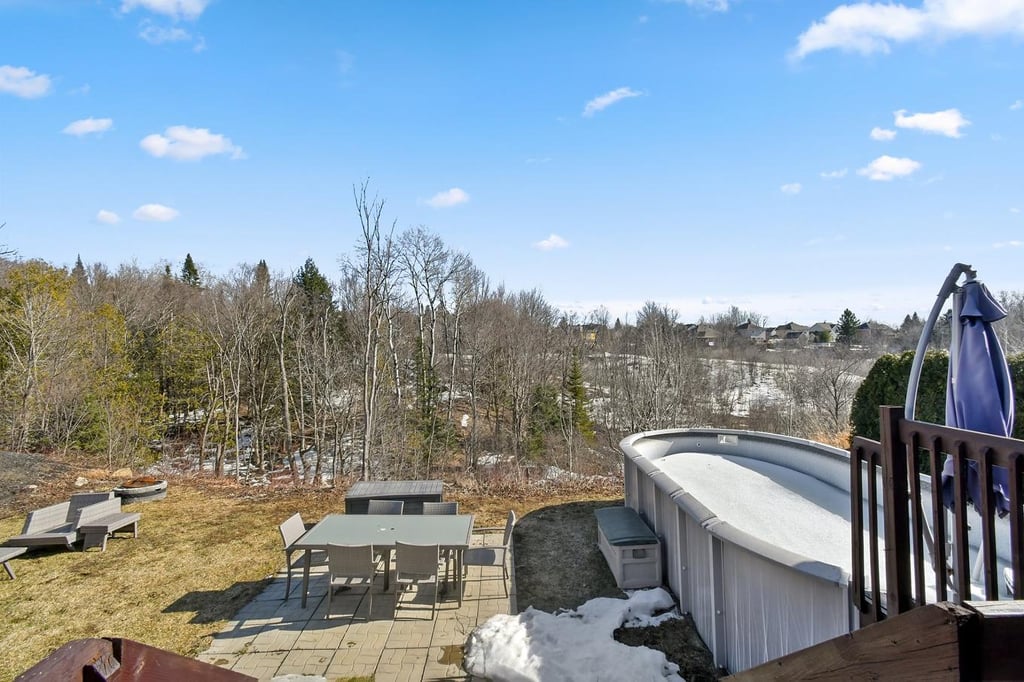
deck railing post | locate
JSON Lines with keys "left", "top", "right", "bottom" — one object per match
{"left": 880, "top": 405, "right": 913, "bottom": 616}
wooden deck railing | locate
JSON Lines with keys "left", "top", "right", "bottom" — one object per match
{"left": 850, "top": 406, "right": 1024, "bottom": 626}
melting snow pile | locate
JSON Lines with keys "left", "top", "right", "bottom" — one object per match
{"left": 464, "top": 587, "right": 684, "bottom": 682}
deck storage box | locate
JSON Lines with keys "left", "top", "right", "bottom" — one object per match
{"left": 595, "top": 506, "right": 662, "bottom": 589}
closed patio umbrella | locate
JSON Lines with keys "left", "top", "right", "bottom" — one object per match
{"left": 906, "top": 264, "right": 1017, "bottom": 594}
{"left": 941, "top": 277, "right": 1015, "bottom": 515}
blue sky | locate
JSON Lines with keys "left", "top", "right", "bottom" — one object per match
{"left": 2, "top": 0, "right": 1024, "bottom": 326}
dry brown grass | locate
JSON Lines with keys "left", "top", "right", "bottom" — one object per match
{"left": 0, "top": 470, "right": 621, "bottom": 680}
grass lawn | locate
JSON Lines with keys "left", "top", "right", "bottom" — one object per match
{"left": 0, "top": 472, "right": 620, "bottom": 681}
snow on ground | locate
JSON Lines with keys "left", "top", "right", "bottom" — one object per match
{"left": 464, "top": 588, "right": 684, "bottom": 682}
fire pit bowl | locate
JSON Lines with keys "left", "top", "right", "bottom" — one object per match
{"left": 113, "top": 476, "right": 168, "bottom": 503}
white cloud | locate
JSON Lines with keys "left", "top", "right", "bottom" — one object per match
{"left": 140, "top": 125, "right": 244, "bottom": 161}
{"left": 121, "top": 0, "right": 209, "bottom": 20}
{"left": 132, "top": 203, "right": 179, "bottom": 221}
{"left": 792, "top": 0, "right": 1024, "bottom": 60}
{"left": 139, "top": 23, "right": 192, "bottom": 44}
{"left": 96, "top": 210, "right": 121, "bottom": 224}
{"left": 0, "top": 65, "right": 52, "bottom": 99}
{"left": 664, "top": 0, "right": 729, "bottom": 11}
{"left": 638, "top": 15, "right": 649, "bottom": 24}
{"left": 780, "top": 182, "right": 802, "bottom": 195}
{"left": 1011, "top": 207, "right": 1021, "bottom": 213}
{"left": 1011, "top": 100, "right": 1023, "bottom": 110}
{"left": 69, "top": 84, "right": 91, "bottom": 96}
{"left": 870, "top": 126, "right": 897, "bottom": 141}
{"left": 583, "top": 87, "right": 643, "bottom": 117}
{"left": 894, "top": 108, "right": 969, "bottom": 138}
{"left": 534, "top": 234, "right": 569, "bottom": 251}
{"left": 62, "top": 117, "right": 113, "bottom": 136}
{"left": 994, "top": 240, "right": 1023, "bottom": 248}
{"left": 425, "top": 188, "right": 470, "bottom": 208}
{"left": 857, "top": 155, "right": 922, "bottom": 181}
{"left": 820, "top": 168, "right": 848, "bottom": 179}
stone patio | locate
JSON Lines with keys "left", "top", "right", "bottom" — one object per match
{"left": 197, "top": 530, "right": 514, "bottom": 681}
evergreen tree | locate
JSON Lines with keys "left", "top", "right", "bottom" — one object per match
{"left": 254, "top": 259, "right": 270, "bottom": 293}
{"left": 836, "top": 308, "right": 860, "bottom": 345}
{"left": 563, "top": 353, "right": 594, "bottom": 440}
{"left": 526, "top": 383, "right": 561, "bottom": 456}
{"left": 71, "top": 255, "right": 87, "bottom": 283}
{"left": 180, "top": 253, "right": 200, "bottom": 287}
{"left": 293, "top": 257, "right": 333, "bottom": 314}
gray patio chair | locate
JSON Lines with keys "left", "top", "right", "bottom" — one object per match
{"left": 462, "top": 510, "right": 516, "bottom": 597}
{"left": 367, "top": 499, "right": 404, "bottom": 515}
{"left": 394, "top": 542, "right": 440, "bottom": 619}
{"left": 279, "top": 513, "right": 322, "bottom": 599}
{"left": 422, "top": 501, "right": 459, "bottom": 574}
{"left": 325, "top": 544, "right": 378, "bottom": 620}
{"left": 421, "top": 501, "right": 458, "bottom": 515}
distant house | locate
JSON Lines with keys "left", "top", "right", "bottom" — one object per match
{"left": 694, "top": 324, "right": 721, "bottom": 346}
{"left": 770, "top": 322, "right": 808, "bottom": 345}
{"left": 857, "top": 321, "right": 896, "bottom": 343}
{"left": 735, "top": 320, "right": 768, "bottom": 343}
{"left": 807, "top": 322, "right": 835, "bottom": 344}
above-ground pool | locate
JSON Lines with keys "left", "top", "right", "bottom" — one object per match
{"left": 620, "top": 427, "right": 1013, "bottom": 674}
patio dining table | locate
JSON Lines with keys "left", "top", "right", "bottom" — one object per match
{"left": 293, "top": 513, "right": 474, "bottom": 608}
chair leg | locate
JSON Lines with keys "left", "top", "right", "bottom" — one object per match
{"left": 431, "top": 581, "right": 437, "bottom": 620}
{"left": 3, "top": 561, "right": 13, "bottom": 580}
{"left": 503, "top": 564, "right": 509, "bottom": 598}
{"left": 326, "top": 582, "right": 333, "bottom": 620}
{"left": 284, "top": 550, "right": 293, "bottom": 599}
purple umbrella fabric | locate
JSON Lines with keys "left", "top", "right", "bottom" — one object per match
{"left": 941, "top": 279, "right": 1015, "bottom": 516}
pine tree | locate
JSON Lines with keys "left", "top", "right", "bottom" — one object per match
{"left": 254, "top": 259, "right": 270, "bottom": 293}
{"left": 836, "top": 308, "right": 860, "bottom": 345}
{"left": 71, "top": 255, "right": 86, "bottom": 283}
{"left": 564, "top": 353, "right": 594, "bottom": 440}
{"left": 180, "top": 253, "right": 200, "bottom": 287}
{"left": 526, "top": 383, "right": 561, "bottom": 456}
{"left": 293, "top": 257, "right": 332, "bottom": 314}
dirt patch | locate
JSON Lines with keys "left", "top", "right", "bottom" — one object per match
{"left": 0, "top": 451, "right": 75, "bottom": 514}
{"left": 514, "top": 500, "right": 722, "bottom": 681}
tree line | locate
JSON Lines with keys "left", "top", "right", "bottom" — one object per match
{"left": 4, "top": 189, "right": 1023, "bottom": 482}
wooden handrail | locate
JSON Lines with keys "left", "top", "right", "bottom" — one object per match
{"left": 850, "top": 406, "right": 1024, "bottom": 626}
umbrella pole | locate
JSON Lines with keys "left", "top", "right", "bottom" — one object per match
{"left": 905, "top": 263, "right": 974, "bottom": 583}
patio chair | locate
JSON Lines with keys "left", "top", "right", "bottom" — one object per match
{"left": 367, "top": 499, "right": 404, "bottom": 515}
{"left": 462, "top": 510, "right": 516, "bottom": 597}
{"left": 325, "top": 544, "right": 378, "bottom": 620}
{"left": 394, "top": 542, "right": 440, "bottom": 619}
{"left": 279, "top": 513, "right": 322, "bottom": 599}
{"left": 421, "top": 501, "right": 458, "bottom": 515}
{"left": 422, "top": 501, "right": 459, "bottom": 574}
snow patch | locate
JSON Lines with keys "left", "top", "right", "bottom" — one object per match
{"left": 464, "top": 588, "right": 683, "bottom": 682}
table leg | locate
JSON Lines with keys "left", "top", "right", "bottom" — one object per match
{"left": 456, "top": 549, "right": 463, "bottom": 606}
{"left": 301, "top": 551, "right": 311, "bottom": 608}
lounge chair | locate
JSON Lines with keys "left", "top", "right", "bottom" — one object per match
{"left": 1, "top": 546, "right": 25, "bottom": 579}
{"left": 2, "top": 492, "right": 119, "bottom": 551}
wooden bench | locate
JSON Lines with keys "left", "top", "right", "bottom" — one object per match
{"left": 77, "top": 498, "right": 141, "bottom": 551}
{"left": 1, "top": 546, "right": 25, "bottom": 579}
